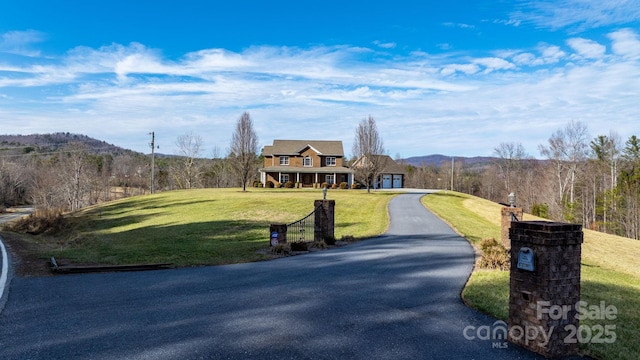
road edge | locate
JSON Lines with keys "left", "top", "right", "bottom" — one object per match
{"left": 0, "top": 235, "right": 11, "bottom": 314}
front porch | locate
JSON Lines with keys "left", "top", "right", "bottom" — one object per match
{"left": 260, "top": 167, "right": 354, "bottom": 188}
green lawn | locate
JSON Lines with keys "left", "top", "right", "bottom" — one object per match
{"left": 422, "top": 191, "right": 640, "bottom": 360}
{"left": 7, "top": 187, "right": 638, "bottom": 359}
{"left": 43, "top": 188, "right": 395, "bottom": 266}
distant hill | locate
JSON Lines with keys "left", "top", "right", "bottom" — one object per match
{"left": 401, "top": 154, "right": 496, "bottom": 168}
{"left": 0, "top": 133, "right": 139, "bottom": 156}
{"left": 0, "top": 133, "right": 501, "bottom": 166}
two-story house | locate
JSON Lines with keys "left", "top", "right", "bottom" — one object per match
{"left": 260, "top": 140, "right": 354, "bottom": 187}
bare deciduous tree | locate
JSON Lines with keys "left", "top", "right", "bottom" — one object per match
{"left": 493, "top": 142, "right": 527, "bottom": 195}
{"left": 58, "top": 142, "right": 91, "bottom": 211}
{"left": 539, "top": 120, "right": 589, "bottom": 221}
{"left": 174, "top": 132, "right": 204, "bottom": 189}
{"left": 229, "top": 112, "right": 259, "bottom": 191}
{"left": 352, "top": 115, "right": 385, "bottom": 193}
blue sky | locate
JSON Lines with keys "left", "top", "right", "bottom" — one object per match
{"left": 1, "top": 1, "right": 639, "bottom": 158}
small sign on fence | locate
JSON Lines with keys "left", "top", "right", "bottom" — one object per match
{"left": 270, "top": 231, "right": 279, "bottom": 246}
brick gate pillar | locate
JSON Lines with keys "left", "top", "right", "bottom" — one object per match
{"left": 314, "top": 200, "right": 335, "bottom": 243}
{"left": 501, "top": 206, "right": 523, "bottom": 249}
{"left": 508, "top": 221, "right": 583, "bottom": 358}
{"left": 269, "top": 223, "right": 287, "bottom": 246}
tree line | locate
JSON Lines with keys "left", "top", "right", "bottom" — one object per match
{"left": 2, "top": 117, "right": 639, "bottom": 240}
{"left": 0, "top": 113, "right": 258, "bottom": 212}
{"left": 404, "top": 120, "right": 640, "bottom": 240}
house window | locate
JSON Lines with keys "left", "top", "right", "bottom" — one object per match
{"left": 326, "top": 157, "right": 336, "bottom": 166}
{"left": 303, "top": 156, "right": 313, "bottom": 167}
{"left": 326, "top": 175, "right": 335, "bottom": 184}
{"left": 280, "top": 174, "right": 289, "bottom": 183}
{"left": 280, "top": 156, "right": 289, "bottom": 166}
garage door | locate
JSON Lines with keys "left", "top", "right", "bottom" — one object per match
{"left": 393, "top": 175, "right": 402, "bottom": 188}
{"left": 382, "top": 175, "right": 392, "bottom": 188}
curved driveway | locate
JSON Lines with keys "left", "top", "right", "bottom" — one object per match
{"left": 0, "top": 193, "right": 541, "bottom": 359}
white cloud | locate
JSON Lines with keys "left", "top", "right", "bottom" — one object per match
{"left": 443, "top": 22, "right": 476, "bottom": 29}
{"left": 373, "top": 41, "right": 397, "bottom": 49}
{"left": 473, "top": 57, "right": 516, "bottom": 73}
{"left": 510, "top": 52, "right": 538, "bottom": 66}
{"left": 566, "top": 38, "right": 606, "bottom": 58}
{"left": 539, "top": 45, "right": 566, "bottom": 63}
{"left": 510, "top": 0, "right": 640, "bottom": 30}
{"left": 441, "top": 64, "right": 481, "bottom": 76}
{"left": 608, "top": 28, "right": 640, "bottom": 59}
{"left": 0, "top": 30, "right": 45, "bottom": 56}
{"left": 0, "top": 29, "right": 639, "bottom": 158}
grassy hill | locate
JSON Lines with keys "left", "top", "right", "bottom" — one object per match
{"left": 422, "top": 191, "right": 640, "bottom": 360}
{"left": 3, "top": 188, "right": 395, "bottom": 271}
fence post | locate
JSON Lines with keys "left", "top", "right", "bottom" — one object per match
{"left": 314, "top": 200, "right": 335, "bottom": 242}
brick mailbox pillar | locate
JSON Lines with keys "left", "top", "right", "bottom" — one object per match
{"left": 508, "top": 221, "right": 583, "bottom": 358}
{"left": 501, "top": 206, "right": 523, "bottom": 249}
{"left": 269, "top": 223, "right": 287, "bottom": 246}
{"left": 314, "top": 200, "right": 335, "bottom": 242}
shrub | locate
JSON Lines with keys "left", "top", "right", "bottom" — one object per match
{"left": 274, "top": 181, "right": 282, "bottom": 188}
{"left": 531, "top": 203, "right": 549, "bottom": 219}
{"left": 253, "top": 180, "right": 262, "bottom": 188}
{"left": 321, "top": 182, "right": 328, "bottom": 189}
{"left": 331, "top": 183, "right": 338, "bottom": 189}
{"left": 270, "top": 243, "right": 291, "bottom": 255}
{"left": 265, "top": 180, "right": 274, "bottom": 188}
{"left": 4, "top": 210, "right": 67, "bottom": 235}
{"left": 324, "top": 235, "right": 336, "bottom": 246}
{"left": 290, "top": 241, "right": 308, "bottom": 251}
{"left": 340, "top": 235, "right": 356, "bottom": 242}
{"left": 311, "top": 241, "right": 327, "bottom": 249}
{"left": 339, "top": 182, "right": 348, "bottom": 189}
{"left": 351, "top": 183, "right": 361, "bottom": 189}
{"left": 284, "top": 181, "right": 294, "bottom": 188}
{"left": 478, "top": 238, "right": 510, "bottom": 270}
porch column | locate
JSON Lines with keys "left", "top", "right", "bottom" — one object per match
{"left": 296, "top": 173, "right": 300, "bottom": 183}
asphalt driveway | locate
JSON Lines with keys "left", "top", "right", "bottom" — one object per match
{"left": 0, "top": 193, "right": 542, "bottom": 359}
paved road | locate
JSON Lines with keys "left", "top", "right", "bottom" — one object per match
{"left": 0, "top": 194, "right": 542, "bottom": 359}
{"left": 0, "top": 206, "right": 35, "bottom": 225}
{"left": 0, "top": 207, "right": 35, "bottom": 313}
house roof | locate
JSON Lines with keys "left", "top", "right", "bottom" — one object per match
{"left": 353, "top": 154, "right": 407, "bottom": 174}
{"left": 262, "top": 140, "right": 345, "bottom": 156}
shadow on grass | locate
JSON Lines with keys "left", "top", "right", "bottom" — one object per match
{"left": 89, "top": 197, "right": 216, "bottom": 216}
{"left": 50, "top": 218, "right": 272, "bottom": 266}
{"left": 426, "top": 191, "right": 468, "bottom": 199}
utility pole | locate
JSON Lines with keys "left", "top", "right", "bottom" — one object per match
{"left": 149, "top": 132, "right": 155, "bottom": 194}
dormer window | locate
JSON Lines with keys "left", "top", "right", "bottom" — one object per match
{"left": 326, "top": 157, "right": 336, "bottom": 166}
{"left": 303, "top": 156, "right": 313, "bottom": 167}
{"left": 280, "top": 156, "right": 289, "bottom": 166}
